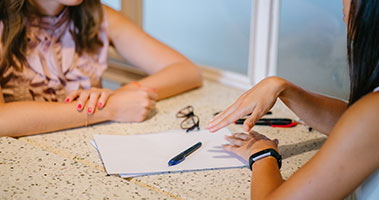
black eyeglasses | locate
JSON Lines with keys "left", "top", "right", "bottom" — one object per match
{"left": 176, "top": 105, "right": 200, "bottom": 132}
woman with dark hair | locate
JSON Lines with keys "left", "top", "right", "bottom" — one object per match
{"left": 0, "top": 0, "right": 202, "bottom": 136}
{"left": 206, "top": 0, "right": 378, "bottom": 199}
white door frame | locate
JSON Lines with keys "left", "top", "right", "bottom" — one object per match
{"left": 199, "top": 0, "right": 281, "bottom": 89}
{"left": 248, "top": 0, "right": 280, "bottom": 85}
{"left": 104, "top": 0, "right": 281, "bottom": 90}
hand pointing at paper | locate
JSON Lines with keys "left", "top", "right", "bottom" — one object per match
{"left": 206, "top": 76, "right": 347, "bottom": 135}
{"left": 206, "top": 77, "right": 286, "bottom": 132}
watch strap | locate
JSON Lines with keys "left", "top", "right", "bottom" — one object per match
{"left": 249, "top": 148, "right": 282, "bottom": 170}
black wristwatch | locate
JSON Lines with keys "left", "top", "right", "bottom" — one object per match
{"left": 249, "top": 148, "right": 282, "bottom": 170}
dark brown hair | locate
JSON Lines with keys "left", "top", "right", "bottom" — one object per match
{"left": 0, "top": 0, "right": 104, "bottom": 73}
{"left": 347, "top": 0, "right": 379, "bottom": 105}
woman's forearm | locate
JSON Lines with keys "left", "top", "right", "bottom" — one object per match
{"left": 251, "top": 157, "right": 284, "bottom": 200}
{"left": 132, "top": 62, "right": 202, "bottom": 100}
{"left": 0, "top": 101, "right": 109, "bottom": 137}
{"left": 104, "top": 5, "right": 202, "bottom": 100}
{"left": 278, "top": 78, "right": 347, "bottom": 134}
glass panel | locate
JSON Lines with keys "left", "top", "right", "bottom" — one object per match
{"left": 101, "top": 0, "right": 121, "bottom": 11}
{"left": 143, "top": 0, "right": 252, "bottom": 75}
{"left": 277, "top": 0, "right": 349, "bottom": 99}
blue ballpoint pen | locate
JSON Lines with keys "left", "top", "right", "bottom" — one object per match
{"left": 168, "top": 142, "right": 202, "bottom": 166}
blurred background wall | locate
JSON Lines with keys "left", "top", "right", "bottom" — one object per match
{"left": 277, "top": 0, "right": 349, "bottom": 99}
{"left": 101, "top": 0, "right": 349, "bottom": 99}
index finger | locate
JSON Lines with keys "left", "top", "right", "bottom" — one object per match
{"left": 206, "top": 102, "right": 240, "bottom": 129}
{"left": 207, "top": 105, "right": 251, "bottom": 132}
{"left": 221, "top": 144, "right": 240, "bottom": 154}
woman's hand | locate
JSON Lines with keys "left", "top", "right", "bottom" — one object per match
{"left": 106, "top": 87, "right": 158, "bottom": 122}
{"left": 65, "top": 88, "right": 113, "bottom": 114}
{"left": 223, "top": 131, "right": 279, "bottom": 161}
{"left": 206, "top": 77, "right": 288, "bottom": 132}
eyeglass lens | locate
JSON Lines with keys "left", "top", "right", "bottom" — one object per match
{"left": 177, "top": 106, "right": 200, "bottom": 132}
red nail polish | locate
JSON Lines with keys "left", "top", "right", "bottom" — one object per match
{"left": 77, "top": 104, "right": 82, "bottom": 109}
{"left": 98, "top": 102, "right": 103, "bottom": 109}
{"left": 65, "top": 98, "right": 70, "bottom": 103}
{"left": 87, "top": 107, "right": 92, "bottom": 114}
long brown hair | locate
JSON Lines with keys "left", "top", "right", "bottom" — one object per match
{"left": 0, "top": 0, "right": 104, "bottom": 73}
{"left": 347, "top": 0, "right": 379, "bottom": 105}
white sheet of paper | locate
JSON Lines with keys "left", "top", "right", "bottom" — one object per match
{"left": 93, "top": 128, "right": 247, "bottom": 177}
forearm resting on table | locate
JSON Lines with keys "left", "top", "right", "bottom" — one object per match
{"left": 279, "top": 80, "right": 347, "bottom": 135}
{"left": 251, "top": 157, "right": 284, "bottom": 200}
{"left": 137, "top": 62, "right": 203, "bottom": 100}
{"left": 0, "top": 101, "right": 109, "bottom": 137}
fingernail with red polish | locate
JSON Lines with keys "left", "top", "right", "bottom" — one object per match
{"left": 87, "top": 107, "right": 92, "bottom": 114}
{"left": 65, "top": 98, "right": 70, "bottom": 103}
{"left": 77, "top": 104, "right": 82, "bottom": 110}
{"left": 98, "top": 102, "right": 103, "bottom": 109}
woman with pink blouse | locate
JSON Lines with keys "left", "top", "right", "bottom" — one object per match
{"left": 0, "top": 0, "right": 202, "bottom": 136}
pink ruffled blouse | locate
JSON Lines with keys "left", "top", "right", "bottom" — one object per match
{"left": 0, "top": 8, "right": 109, "bottom": 102}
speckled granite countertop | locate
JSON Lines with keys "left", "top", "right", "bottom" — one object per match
{"left": 0, "top": 80, "right": 326, "bottom": 199}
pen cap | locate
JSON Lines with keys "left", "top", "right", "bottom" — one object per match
{"left": 168, "top": 157, "right": 185, "bottom": 166}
